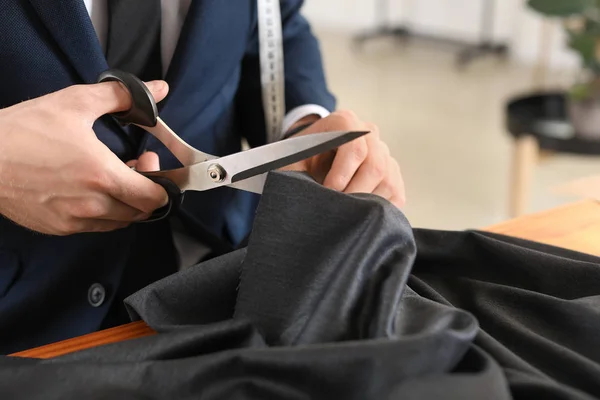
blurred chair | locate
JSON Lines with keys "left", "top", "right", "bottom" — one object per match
{"left": 505, "top": 18, "right": 600, "bottom": 217}
{"left": 506, "top": 92, "right": 600, "bottom": 217}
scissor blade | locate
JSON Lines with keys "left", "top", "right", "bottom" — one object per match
{"left": 219, "top": 130, "right": 369, "bottom": 184}
{"left": 227, "top": 174, "right": 268, "bottom": 194}
{"left": 144, "top": 130, "right": 369, "bottom": 194}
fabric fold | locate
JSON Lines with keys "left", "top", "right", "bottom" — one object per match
{"left": 1, "top": 171, "right": 600, "bottom": 400}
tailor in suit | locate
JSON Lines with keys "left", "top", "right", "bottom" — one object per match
{"left": 0, "top": 0, "right": 336, "bottom": 354}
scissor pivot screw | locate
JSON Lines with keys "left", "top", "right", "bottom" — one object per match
{"left": 208, "top": 164, "right": 226, "bottom": 182}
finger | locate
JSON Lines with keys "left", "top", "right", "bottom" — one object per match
{"left": 144, "top": 80, "right": 169, "bottom": 102}
{"left": 372, "top": 181, "right": 394, "bottom": 201}
{"left": 105, "top": 156, "right": 169, "bottom": 213}
{"left": 96, "top": 200, "right": 151, "bottom": 222}
{"left": 67, "top": 192, "right": 151, "bottom": 222}
{"left": 322, "top": 136, "right": 368, "bottom": 191}
{"left": 52, "top": 215, "right": 132, "bottom": 236}
{"left": 135, "top": 151, "right": 160, "bottom": 172}
{"left": 389, "top": 161, "right": 407, "bottom": 208}
{"left": 342, "top": 136, "right": 387, "bottom": 194}
{"left": 343, "top": 157, "right": 386, "bottom": 195}
{"left": 79, "top": 80, "right": 169, "bottom": 120}
{"left": 372, "top": 159, "right": 396, "bottom": 201}
{"left": 76, "top": 219, "right": 132, "bottom": 234}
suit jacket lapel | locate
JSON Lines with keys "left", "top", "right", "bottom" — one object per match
{"left": 28, "top": 0, "right": 108, "bottom": 83}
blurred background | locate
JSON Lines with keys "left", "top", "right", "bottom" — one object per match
{"left": 300, "top": 0, "right": 600, "bottom": 231}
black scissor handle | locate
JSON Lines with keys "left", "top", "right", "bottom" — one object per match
{"left": 137, "top": 174, "right": 185, "bottom": 222}
{"left": 97, "top": 69, "right": 158, "bottom": 127}
{"left": 97, "top": 69, "right": 181, "bottom": 222}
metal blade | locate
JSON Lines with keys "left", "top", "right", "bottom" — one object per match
{"left": 145, "top": 166, "right": 268, "bottom": 194}
{"left": 144, "top": 130, "right": 369, "bottom": 194}
{"left": 219, "top": 130, "right": 369, "bottom": 183}
{"left": 227, "top": 174, "right": 268, "bottom": 194}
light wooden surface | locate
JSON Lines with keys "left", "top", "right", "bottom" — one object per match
{"left": 487, "top": 199, "right": 600, "bottom": 257}
{"left": 11, "top": 199, "right": 600, "bottom": 359}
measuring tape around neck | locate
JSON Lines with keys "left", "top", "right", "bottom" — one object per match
{"left": 257, "top": 0, "right": 286, "bottom": 143}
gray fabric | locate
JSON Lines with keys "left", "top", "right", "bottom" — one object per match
{"left": 1, "top": 171, "right": 600, "bottom": 400}
{"left": 125, "top": 247, "right": 244, "bottom": 327}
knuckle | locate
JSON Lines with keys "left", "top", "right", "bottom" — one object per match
{"left": 329, "top": 110, "right": 358, "bottom": 130}
{"left": 376, "top": 182, "right": 394, "bottom": 200}
{"left": 365, "top": 122, "right": 379, "bottom": 135}
{"left": 66, "top": 84, "right": 115, "bottom": 117}
{"left": 332, "top": 177, "right": 348, "bottom": 192}
{"left": 350, "top": 139, "right": 368, "bottom": 163}
{"left": 328, "top": 174, "right": 349, "bottom": 192}
{"left": 370, "top": 159, "right": 387, "bottom": 180}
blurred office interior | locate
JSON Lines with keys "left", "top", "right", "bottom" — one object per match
{"left": 300, "top": 0, "right": 599, "bottom": 231}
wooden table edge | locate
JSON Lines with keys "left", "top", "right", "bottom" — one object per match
{"left": 10, "top": 321, "right": 156, "bottom": 359}
{"left": 486, "top": 199, "right": 596, "bottom": 232}
{"left": 10, "top": 199, "right": 600, "bottom": 359}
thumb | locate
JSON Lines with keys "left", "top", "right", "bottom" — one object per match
{"left": 80, "top": 80, "right": 169, "bottom": 120}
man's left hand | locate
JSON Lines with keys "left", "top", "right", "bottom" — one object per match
{"left": 283, "top": 110, "right": 406, "bottom": 209}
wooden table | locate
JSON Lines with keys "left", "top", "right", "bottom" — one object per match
{"left": 11, "top": 199, "right": 600, "bottom": 359}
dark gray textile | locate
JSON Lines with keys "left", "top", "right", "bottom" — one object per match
{"left": 2, "top": 171, "right": 600, "bottom": 399}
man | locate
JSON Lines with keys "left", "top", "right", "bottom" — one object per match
{"left": 0, "top": 0, "right": 405, "bottom": 354}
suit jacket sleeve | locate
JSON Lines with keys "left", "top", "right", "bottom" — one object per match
{"left": 236, "top": 0, "right": 337, "bottom": 147}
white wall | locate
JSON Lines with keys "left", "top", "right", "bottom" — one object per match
{"left": 301, "top": 0, "right": 579, "bottom": 70}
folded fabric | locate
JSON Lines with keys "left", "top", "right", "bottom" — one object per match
{"left": 2, "top": 171, "right": 600, "bottom": 400}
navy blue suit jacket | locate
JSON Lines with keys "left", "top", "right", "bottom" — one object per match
{"left": 0, "top": 0, "right": 336, "bottom": 354}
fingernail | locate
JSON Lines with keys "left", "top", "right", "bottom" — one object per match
{"left": 145, "top": 80, "right": 166, "bottom": 92}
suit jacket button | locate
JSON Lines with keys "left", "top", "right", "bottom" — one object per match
{"left": 88, "top": 283, "right": 106, "bottom": 307}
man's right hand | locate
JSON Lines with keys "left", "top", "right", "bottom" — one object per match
{"left": 0, "top": 80, "right": 170, "bottom": 235}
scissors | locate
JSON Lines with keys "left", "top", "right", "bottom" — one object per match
{"left": 97, "top": 69, "right": 369, "bottom": 221}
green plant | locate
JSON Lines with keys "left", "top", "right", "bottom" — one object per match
{"left": 528, "top": 0, "right": 600, "bottom": 100}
